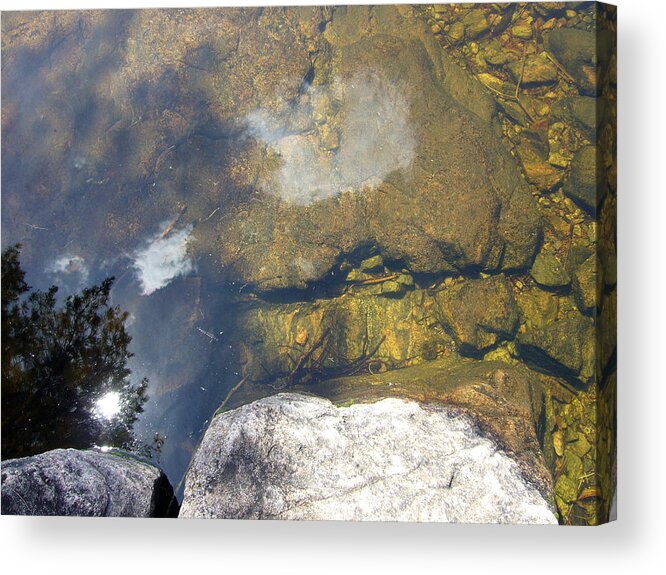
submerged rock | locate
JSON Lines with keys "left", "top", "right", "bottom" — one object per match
{"left": 516, "top": 139, "right": 565, "bottom": 191}
{"left": 1, "top": 448, "right": 178, "bottom": 517}
{"left": 518, "top": 315, "right": 595, "bottom": 383}
{"left": 234, "top": 287, "right": 453, "bottom": 382}
{"left": 433, "top": 274, "right": 519, "bottom": 353}
{"left": 217, "top": 7, "right": 541, "bottom": 291}
{"left": 531, "top": 252, "right": 571, "bottom": 288}
{"left": 180, "top": 392, "right": 556, "bottom": 523}
{"left": 564, "top": 145, "right": 604, "bottom": 213}
{"left": 516, "top": 287, "right": 559, "bottom": 330}
{"left": 1, "top": 6, "right": 540, "bottom": 292}
{"left": 572, "top": 254, "right": 598, "bottom": 313}
{"left": 507, "top": 53, "right": 558, "bottom": 86}
{"left": 462, "top": 9, "right": 490, "bottom": 40}
{"left": 545, "top": 27, "right": 614, "bottom": 95}
{"left": 551, "top": 95, "right": 602, "bottom": 143}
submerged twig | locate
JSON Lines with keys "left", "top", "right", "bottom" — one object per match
{"left": 25, "top": 223, "right": 48, "bottom": 231}
{"left": 202, "top": 207, "right": 220, "bottom": 222}
{"left": 218, "top": 376, "right": 248, "bottom": 412}
{"left": 196, "top": 326, "right": 218, "bottom": 342}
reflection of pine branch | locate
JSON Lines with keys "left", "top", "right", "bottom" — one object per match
{"left": 1, "top": 244, "right": 148, "bottom": 459}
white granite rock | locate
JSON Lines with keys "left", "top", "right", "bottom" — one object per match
{"left": 180, "top": 393, "right": 556, "bottom": 523}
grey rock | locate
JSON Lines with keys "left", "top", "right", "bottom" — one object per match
{"left": 1, "top": 448, "right": 177, "bottom": 517}
{"left": 303, "top": 358, "right": 555, "bottom": 498}
{"left": 180, "top": 393, "right": 557, "bottom": 523}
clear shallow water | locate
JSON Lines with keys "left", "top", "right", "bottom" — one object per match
{"left": 2, "top": 218, "right": 241, "bottom": 496}
{"left": 1, "top": 5, "right": 616, "bottom": 523}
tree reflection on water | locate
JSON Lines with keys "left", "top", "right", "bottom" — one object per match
{"left": 1, "top": 244, "right": 151, "bottom": 459}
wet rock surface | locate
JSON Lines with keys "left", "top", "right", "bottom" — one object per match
{"left": 531, "top": 252, "right": 571, "bottom": 288}
{"left": 1, "top": 448, "right": 178, "bottom": 517}
{"left": 180, "top": 392, "right": 556, "bottom": 523}
{"left": 572, "top": 254, "right": 598, "bottom": 313}
{"left": 1, "top": 5, "right": 540, "bottom": 293}
{"left": 218, "top": 22, "right": 541, "bottom": 290}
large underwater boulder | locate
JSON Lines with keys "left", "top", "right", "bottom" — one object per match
{"left": 217, "top": 7, "right": 542, "bottom": 290}
{"left": 1, "top": 448, "right": 177, "bottom": 517}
